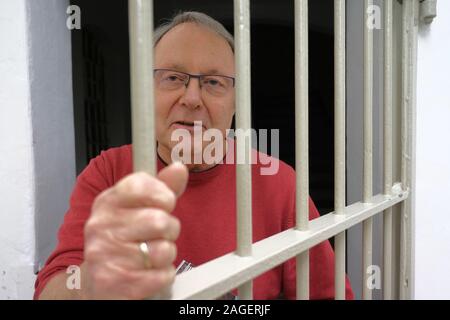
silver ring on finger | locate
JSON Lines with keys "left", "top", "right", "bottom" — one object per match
{"left": 139, "top": 241, "right": 152, "bottom": 269}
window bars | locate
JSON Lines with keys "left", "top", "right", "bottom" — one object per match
{"left": 128, "top": 0, "right": 418, "bottom": 300}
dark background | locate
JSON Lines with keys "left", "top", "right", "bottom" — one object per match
{"left": 70, "top": 0, "right": 337, "bottom": 216}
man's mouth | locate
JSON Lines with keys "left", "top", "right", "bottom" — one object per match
{"left": 175, "top": 121, "right": 195, "bottom": 126}
{"left": 172, "top": 121, "right": 206, "bottom": 129}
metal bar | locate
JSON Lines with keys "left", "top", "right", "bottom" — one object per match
{"left": 362, "top": 214, "right": 373, "bottom": 300}
{"left": 234, "top": 0, "right": 253, "bottom": 300}
{"left": 363, "top": 1, "right": 374, "bottom": 203}
{"left": 128, "top": 0, "right": 156, "bottom": 175}
{"left": 401, "top": 0, "right": 409, "bottom": 196}
{"left": 362, "top": 0, "right": 374, "bottom": 300}
{"left": 399, "top": 0, "right": 417, "bottom": 300}
{"left": 383, "top": 0, "right": 394, "bottom": 300}
{"left": 294, "top": 0, "right": 309, "bottom": 300}
{"left": 400, "top": 0, "right": 409, "bottom": 300}
{"left": 171, "top": 186, "right": 408, "bottom": 300}
{"left": 334, "top": 0, "right": 346, "bottom": 301}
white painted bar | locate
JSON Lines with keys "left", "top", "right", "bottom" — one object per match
{"left": 334, "top": 0, "right": 346, "bottom": 300}
{"left": 399, "top": 0, "right": 417, "bottom": 300}
{"left": 383, "top": 0, "right": 394, "bottom": 300}
{"left": 294, "top": 0, "right": 310, "bottom": 300}
{"left": 128, "top": 0, "right": 156, "bottom": 175}
{"left": 234, "top": 0, "right": 253, "bottom": 300}
{"left": 362, "top": 0, "right": 374, "bottom": 300}
{"left": 171, "top": 186, "right": 408, "bottom": 300}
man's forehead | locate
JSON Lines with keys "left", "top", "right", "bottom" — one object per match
{"left": 154, "top": 23, "right": 235, "bottom": 74}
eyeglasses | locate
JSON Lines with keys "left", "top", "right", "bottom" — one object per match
{"left": 153, "top": 69, "right": 235, "bottom": 97}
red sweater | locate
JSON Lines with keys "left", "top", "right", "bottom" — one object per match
{"left": 34, "top": 142, "right": 354, "bottom": 300}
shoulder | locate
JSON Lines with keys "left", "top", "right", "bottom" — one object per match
{"left": 79, "top": 144, "right": 133, "bottom": 187}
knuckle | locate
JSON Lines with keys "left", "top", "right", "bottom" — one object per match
{"left": 84, "top": 216, "right": 106, "bottom": 236}
{"left": 150, "top": 210, "right": 170, "bottom": 234}
{"left": 155, "top": 241, "right": 172, "bottom": 259}
{"left": 149, "top": 241, "right": 175, "bottom": 267}
{"left": 117, "top": 172, "right": 150, "bottom": 196}
{"left": 84, "top": 242, "right": 103, "bottom": 262}
{"left": 171, "top": 217, "right": 181, "bottom": 239}
{"left": 92, "top": 190, "right": 109, "bottom": 212}
{"left": 170, "top": 243, "right": 177, "bottom": 260}
{"left": 166, "top": 267, "right": 177, "bottom": 284}
{"left": 159, "top": 241, "right": 177, "bottom": 263}
{"left": 126, "top": 175, "right": 147, "bottom": 196}
{"left": 160, "top": 240, "right": 172, "bottom": 253}
{"left": 153, "top": 269, "right": 172, "bottom": 288}
{"left": 84, "top": 219, "right": 98, "bottom": 237}
{"left": 155, "top": 189, "right": 176, "bottom": 211}
{"left": 115, "top": 265, "right": 137, "bottom": 283}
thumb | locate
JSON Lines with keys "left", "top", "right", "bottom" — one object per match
{"left": 157, "top": 162, "right": 189, "bottom": 198}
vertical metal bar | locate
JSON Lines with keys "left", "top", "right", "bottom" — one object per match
{"left": 294, "top": 0, "right": 309, "bottom": 300}
{"left": 234, "top": 0, "right": 253, "bottom": 300}
{"left": 362, "top": 0, "right": 374, "bottom": 300}
{"left": 363, "top": 2, "right": 374, "bottom": 203}
{"left": 130, "top": 0, "right": 175, "bottom": 300}
{"left": 334, "top": 0, "right": 346, "bottom": 301}
{"left": 383, "top": 0, "right": 394, "bottom": 300}
{"left": 399, "top": 0, "right": 417, "bottom": 300}
{"left": 401, "top": 0, "right": 409, "bottom": 208}
{"left": 129, "top": 0, "right": 156, "bottom": 175}
{"left": 399, "top": 0, "right": 409, "bottom": 299}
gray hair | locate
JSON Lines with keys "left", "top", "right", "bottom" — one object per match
{"left": 154, "top": 11, "right": 234, "bottom": 52}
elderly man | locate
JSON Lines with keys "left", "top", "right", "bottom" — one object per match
{"left": 35, "top": 11, "right": 353, "bottom": 300}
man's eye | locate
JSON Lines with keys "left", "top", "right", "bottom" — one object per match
{"left": 204, "top": 78, "right": 224, "bottom": 87}
{"left": 165, "top": 75, "right": 184, "bottom": 82}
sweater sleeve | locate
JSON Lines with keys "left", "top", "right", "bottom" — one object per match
{"left": 33, "top": 151, "right": 113, "bottom": 300}
{"left": 281, "top": 173, "right": 355, "bottom": 300}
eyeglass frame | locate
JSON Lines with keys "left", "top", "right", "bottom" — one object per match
{"left": 153, "top": 68, "right": 235, "bottom": 94}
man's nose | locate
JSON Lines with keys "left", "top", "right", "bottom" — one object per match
{"left": 179, "top": 78, "right": 202, "bottom": 109}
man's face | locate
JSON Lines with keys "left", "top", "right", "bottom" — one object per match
{"left": 154, "top": 22, "right": 235, "bottom": 164}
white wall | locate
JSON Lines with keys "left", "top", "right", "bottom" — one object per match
{"left": 346, "top": 0, "right": 385, "bottom": 300}
{"left": 414, "top": 0, "right": 450, "bottom": 300}
{"left": 0, "top": 0, "right": 75, "bottom": 299}
{"left": 0, "top": 0, "right": 37, "bottom": 299}
{"left": 27, "top": 0, "right": 75, "bottom": 273}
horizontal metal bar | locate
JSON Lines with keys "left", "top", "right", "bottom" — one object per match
{"left": 169, "top": 184, "right": 408, "bottom": 300}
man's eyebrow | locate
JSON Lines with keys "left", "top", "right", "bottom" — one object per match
{"left": 203, "top": 69, "right": 221, "bottom": 75}
{"left": 164, "top": 64, "right": 185, "bottom": 71}
{"left": 161, "top": 64, "right": 227, "bottom": 75}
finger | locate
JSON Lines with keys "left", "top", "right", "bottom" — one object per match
{"left": 108, "top": 239, "right": 177, "bottom": 270}
{"left": 133, "top": 266, "right": 176, "bottom": 299}
{"left": 157, "top": 162, "right": 189, "bottom": 198}
{"left": 108, "top": 172, "right": 177, "bottom": 211}
{"left": 138, "top": 240, "right": 177, "bottom": 269}
{"left": 115, "top": 208, "right": 181, "bottom": 242}
{"left": 116, "top": 266, "right": 176, "bottom": 300}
